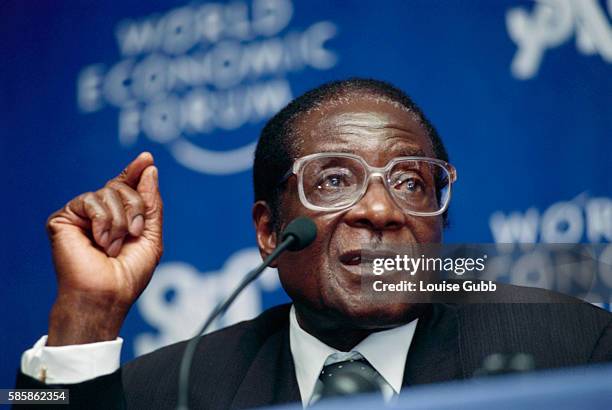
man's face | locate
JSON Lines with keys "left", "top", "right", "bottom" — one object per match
{"left": 258, "top": 96, "right": 443, "bottom": 330}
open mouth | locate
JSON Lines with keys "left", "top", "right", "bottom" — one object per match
{"left": 339, "top": 250, "right": 362, "bottom": 266}
{"left": 338, "top": 248, "right": 405, "bottom": 274}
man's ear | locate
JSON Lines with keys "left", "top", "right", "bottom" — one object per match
{"left": 252, "top": 201, "right": 278, "bottom": 267}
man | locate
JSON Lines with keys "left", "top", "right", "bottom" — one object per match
{"left": 17, "top": 78, "right": 612, "bottom": 409}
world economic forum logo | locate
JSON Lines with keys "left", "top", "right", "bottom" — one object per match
{"left": 76, "top": 0, "right": 338, "bottom": 174}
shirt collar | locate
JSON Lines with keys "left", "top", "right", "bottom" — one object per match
{"left": 289, "top": 305, "right": 418, "bottom": 407}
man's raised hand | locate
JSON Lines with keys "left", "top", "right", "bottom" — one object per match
{"left": 46, "top": 152, "right": 163, "bottom": 346}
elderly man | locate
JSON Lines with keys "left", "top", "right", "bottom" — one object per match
{"left": 17, "top": 78, "right": 612, "bottom": 409}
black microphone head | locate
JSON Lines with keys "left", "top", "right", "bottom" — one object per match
{"left": 281, "top": 217, "right": 317, "bottom": 251}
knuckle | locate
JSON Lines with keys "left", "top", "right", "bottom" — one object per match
{"left": 110, "top": 214, "right": 128, "bottom": 231}
{"left": 92, "top": 212, "right": 109, "bottom": 223}
{"left": 45, "top": 212, "right": 60, "bottom": 232}
{"left": 122, "top": 193, "right": 142, "bottom": 208}
{"left": 98, "top": 187, "right": 114, "bottom": 199}
{"left": 131, "top": 197, "right": 146, "bottom": 212}
{"left": 116, "top": 220, "right": 128, "bottom": 232}
{"left": 106, "top": 180, "right": 124, "bottom": 190}
{"left": 81, "top": 191, "right": 96, "bottom": 203}
{"left": 148, "top": 197, "right": 163, "bottom": 215}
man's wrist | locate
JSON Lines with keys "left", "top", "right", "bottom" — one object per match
{"left": 47, "top": 293, "right": 128, "bottom": 346}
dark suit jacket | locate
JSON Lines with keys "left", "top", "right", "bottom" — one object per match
{"left": 15, "top": 285, "right": 612, "bottom": 409}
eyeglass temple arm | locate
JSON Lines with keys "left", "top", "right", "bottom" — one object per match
{"left": 278, "top": 168, "right": 294, "bottom": 186}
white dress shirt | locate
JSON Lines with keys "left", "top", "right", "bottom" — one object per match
{"left": 22, "top": 305, "right": 417, "bottom": 407}
{"left": 21, "top": 335, "right": 122, "bottom": 384}
{"left": 289, "top": 305, "right": 418, "bottom": 407}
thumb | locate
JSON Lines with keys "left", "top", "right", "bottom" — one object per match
{"left": 113, "top": 152, "right": 155, "bottom": 189}
{"left": 137, "top": 165, "right": 163, "bottom": 239}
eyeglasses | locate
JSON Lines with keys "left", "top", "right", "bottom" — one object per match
{"left": 282, "top": 152, "right": 458, "bottom": 215}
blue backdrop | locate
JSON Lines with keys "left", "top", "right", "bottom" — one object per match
{"left": 1, "top": 0, "right": 611, "bottom": 388}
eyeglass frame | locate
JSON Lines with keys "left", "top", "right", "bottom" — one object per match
{"left": 280, "top": 152, "right": 458, "bottom": 216}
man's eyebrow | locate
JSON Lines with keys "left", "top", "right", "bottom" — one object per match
{"left": 395, "top": 148, "right": 427, "bottom": 157}
{"left": 315, "top": 148, "right": 354, "bottom": 154}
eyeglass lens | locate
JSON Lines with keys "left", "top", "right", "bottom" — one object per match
{"left": 300, "top": 156, "right": 450, "bottom": 212}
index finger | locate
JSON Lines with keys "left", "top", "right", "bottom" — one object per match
{"left": 112, "top": 152, "right": 155, "bottom": 189}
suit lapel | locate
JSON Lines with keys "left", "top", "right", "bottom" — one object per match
{"left": 230, "top": 320, "right": 300, "bottom": 409}
{"left": 229, "top": 302, "right": 463, "bottom": 408}
{"left": 402, "top": 303, "right": 465, "bottom": 386}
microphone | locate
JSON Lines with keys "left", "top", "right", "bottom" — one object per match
{"left": 176, "top": 216, "right": 317, "bottom": 410}
{"left": 281, "top": 216, "right": 318, "bottom": 251}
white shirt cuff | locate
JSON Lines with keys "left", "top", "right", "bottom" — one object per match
{"left": 21, "top": 335, "right": 123, "bottom": 384}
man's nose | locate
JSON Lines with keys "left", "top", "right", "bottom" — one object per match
{"left": 344, "top": 180, "right": 406, "bottom": 231}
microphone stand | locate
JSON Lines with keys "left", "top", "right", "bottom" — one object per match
{"left": 175, "top": 234, "right": 298, "bottom": 410}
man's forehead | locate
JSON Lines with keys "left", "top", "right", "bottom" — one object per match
{"left": 294, "top": 102, "right": 434, "bottom": 158}
{"left": 316, "top": 111, "right": 423, "bottom": 139}
{"left": 320, "top": 111, "right": 406, "bottom": 131}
